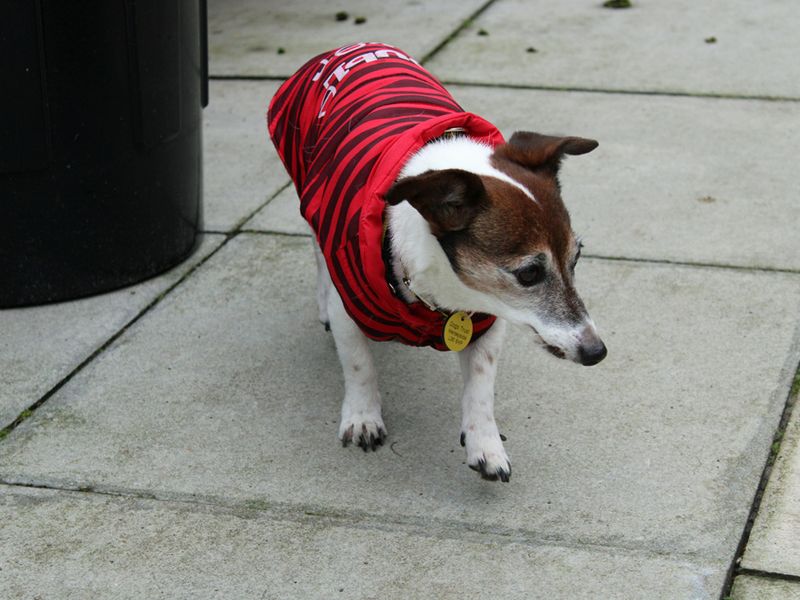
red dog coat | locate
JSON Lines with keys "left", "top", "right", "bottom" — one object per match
{"left": 268, "top": 43, "right": 503, "bottom": 350}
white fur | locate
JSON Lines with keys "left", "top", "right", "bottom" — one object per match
{"left": 459, "top": 318, "right": 511, "bottom": 479}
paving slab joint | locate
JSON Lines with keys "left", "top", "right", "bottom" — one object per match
{"left": 0, "top": 238, "right": 231, "bottom": 444}
{"left": 0, "top": 181, "right": 293, "bottom": 443}
{"left": 440, "top": 80, "right": 800, "bottom": 104}
{"left": 719, "top": 360, "right": 800, "bottom": 598}
{"left": 205, "top": 76, "right": 800, "bottom": 104}
{"left": 231, "top": 180, "right": 292, "bottom": 233}
{"left": 735, "top": 568, "right": 800, "bottom": 585}
{"left": 583, "top": 253, "right": 800, "bottom": 276}
{"left": 239, "top": 229, "right": 311, "bottom": 238}
{"left": 209, "top": 74, "right": 287, "bottom": 82}
{"left": 419, "top": 0, "right": 498, "bottom": 65}
{"left": 0, "top": 478, "right": 706, "bottom": 564}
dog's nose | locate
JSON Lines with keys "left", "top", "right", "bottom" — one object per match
{"left": 578, "top": 340, "right": 607, "bottom": 366}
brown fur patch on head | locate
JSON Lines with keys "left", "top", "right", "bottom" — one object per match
{"left": 439, "top": 165, "right": 575, "bottom": 292}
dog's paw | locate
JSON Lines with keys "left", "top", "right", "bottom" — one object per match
{"left": 460, "top": 430, "right": 511, "bottom": 482}
{"left": 339, "top": 417, "right": 387, "bottom": 452}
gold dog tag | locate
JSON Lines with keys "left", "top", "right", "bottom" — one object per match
{"left": 443, "top": 311, "right": 473, "bottom": 352}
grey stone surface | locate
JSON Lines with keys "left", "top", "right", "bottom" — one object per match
{"left": 2, "top": 234, "right": 798, "bottom": 580}
{"left": 731, "top": 575, "right": 800, "bottom": 600}
{"left": 452, "top": 85, "right": 800, "bottom": 272}
{"left": 0, "top": 485, "right": 722, "bottom": 599}
{"left": 243, "top": 184, "right": 307, "bottom": 235}
{"left": 2, "top": 2, "right": 798, "bottom": 597}
{"left": 427, "top": 0, "right": 800, "bottom": 98}
{"left": 0, "top": 235, "right": 223, "bottom": 430}
{"left": 204, "top": 80, "right": 289, "bottom": 232}
{"left": 741, "top": 392, "right": 800, "bottom": 576}
{"left": 208, "top": 0, "right": 486, "bottom": 77}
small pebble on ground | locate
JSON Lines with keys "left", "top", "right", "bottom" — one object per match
{"left": 603, "top": 0, "right": 632, "bottom": 8}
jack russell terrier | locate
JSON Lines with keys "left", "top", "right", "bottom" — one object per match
{"left": 268, "top": 43, "right": 606, "bottom": 482}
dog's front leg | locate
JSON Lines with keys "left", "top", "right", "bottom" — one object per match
{"left": 459, "top": 318, "right": 511, "bottom": 481}
{"left": 327, "top": 286, "right": 387, "bottom": 451}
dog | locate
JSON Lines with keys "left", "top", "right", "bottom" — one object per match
{"left": 268, "top": 43, "right": 606, "bottom": 482}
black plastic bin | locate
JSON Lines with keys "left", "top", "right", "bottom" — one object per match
{"left": 0, "top": 0, "right": 208, "bottom": 308}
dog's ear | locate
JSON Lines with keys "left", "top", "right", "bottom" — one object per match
{"left": 385, "top": 169, "right": 487, "bottom": 237}
{"left": 496, "top": 131, "right": 598, "bottom": 175}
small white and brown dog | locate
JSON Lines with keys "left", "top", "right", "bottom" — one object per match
{"left": 268, "top": 43, "right": 606, "bottom": 482}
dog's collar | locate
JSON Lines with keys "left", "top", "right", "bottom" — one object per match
{"left": 432, "top": 127, "right": 468, "bottom": 143}
{"left": 382, "top": 230, "right": 469, "bottom": 318}
{"left": 381, "top": 229, "right": 436, "bottom": 310}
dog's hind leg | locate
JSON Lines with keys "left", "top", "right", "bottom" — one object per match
{"left": 311, "top": 234, "right": 331, "bottom": 331}
{"left": 458, "top": 318, "right": 511, "bottom": 482}
{"left": 327, "top": 285, "right": 387, "bottom": 451}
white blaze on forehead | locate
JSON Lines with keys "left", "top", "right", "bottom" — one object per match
{"left": 401, "top": 137, "right": 538, "bottom": 204}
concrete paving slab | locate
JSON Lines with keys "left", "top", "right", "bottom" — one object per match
{"left": 427, "top": 0, "right": 800, "bottom": 99}
{"left": 0, "top": 234, "right": 224, "bottom": 430}
{"left": 0, "top": 486, "right": 722, "bottom": 599}
{"left": 2, "top": 233, "right": 798, "bottom": 576}
{"left": 204, "top": 80, "right": 289, "bottom": 232}
{"left": 453, "top": 86, "right": 800, "bottom": 271}
{"left": 731, "top": 575, "right": 800, "bottom": 600}
{"left": 208, "top": 0, "right": 486, "bottom": 77}
{"left": 243, "top": 184, "right": 307, "bottom": 235}
{"left": 741, "top": 395, "right": 800, "bottom": 576}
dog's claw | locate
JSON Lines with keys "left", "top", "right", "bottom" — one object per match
{"left": 460, "top": 432, "right": 466, "bottom": 447}
{"left": 469, "top": 457, "right": 511, "bottom": 482}
{"left": 341, "top": 422, "right": 386, "bottom": 452}
{"left": 341, "top": 424, "right": 354, "bottom": 447}
{"left": 324, "top": 321, "right": 331, "bottom": 332}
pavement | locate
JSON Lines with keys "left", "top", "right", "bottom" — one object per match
{"left": 2, "top": 1, "right": 799, "bottom": 598}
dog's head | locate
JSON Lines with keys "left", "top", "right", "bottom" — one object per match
{"left": 385, "top": 131, "right": 606, "bottom": 366}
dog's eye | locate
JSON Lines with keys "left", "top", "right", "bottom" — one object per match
{"left": 570, "top": 243, "right": 583, "bottom": 272}
{"left": 515, "top": 264, "right": 545, "bottom": 287}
